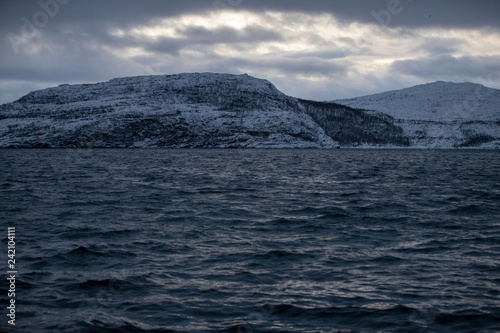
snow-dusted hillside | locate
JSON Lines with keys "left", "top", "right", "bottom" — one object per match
{"left": 0, "top": 73, "right": 413, "bottom": 149}
{"left": 336, "top": 81, "right": 500, "bottom": 148}
{"left": 2, "top": 75, "right": 497, "bottom": 149}
{"left": 0, "top": 73, "right": 339, "bottom": 148}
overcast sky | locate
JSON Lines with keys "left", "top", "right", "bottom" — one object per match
{"left": 1, "top": 0, "right": 500, "bottom": 104}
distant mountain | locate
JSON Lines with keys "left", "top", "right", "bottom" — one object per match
{"left": 336, "top": 81, "right": 500, "bottom": 148}
{"left": 0, "top": 73, "right": 408, "bottom": 148}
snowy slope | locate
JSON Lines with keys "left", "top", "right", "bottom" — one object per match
{"left": 2, "top": 75, "right": 498, "bottom": 149}
{"left": 336, "top": 81, "right": 500, "bottom": 121}
{"left": 0, "top": 73, "right": 340, "bottom": 148}
{"left": 336, "top": 81, "right": 500, "bottom": 148}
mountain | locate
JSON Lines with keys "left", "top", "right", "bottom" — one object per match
{"left": 1, "top": 75, "right": 498, "bottom": 149}
{"left": 336, "top": 81, "right": 500, "bottom": 148}
{"left": 0, "top": 73, "right": 408, "bottom": 148}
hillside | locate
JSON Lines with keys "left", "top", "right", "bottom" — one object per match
{"left": 0, "top": 73, "right": 408, "bottom": 148}
{"left": 336, "top": 81, "right": 500, "bottom": 148}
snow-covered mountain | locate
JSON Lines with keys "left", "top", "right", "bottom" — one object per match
{"left": 0, "top": 73, "right": 407, "bottom": 148}
{"left": 336, "top": 81, "right": 500, "bottom": 148}
{"left": 1, "top": 75, "right": 498, "bottom": 148}
{"left": 0, "top": 73, "right": 337, "bottom": 148}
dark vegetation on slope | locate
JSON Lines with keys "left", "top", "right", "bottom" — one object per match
{"left": 456, "top": 134, "right": 496, "bottom": 147}
{"left": 299, "top": 99, "right": 410, "bottom": 146}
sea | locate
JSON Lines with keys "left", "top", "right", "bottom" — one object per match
{"left": 1, "top": 149, "right": 499, "bottom": 333}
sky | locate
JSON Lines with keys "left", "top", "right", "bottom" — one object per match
{"left": 1, "top": 0, "right": 500, "bottom": 105}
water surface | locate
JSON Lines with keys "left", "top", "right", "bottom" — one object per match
{"left": 1, "top": 149, "right": 499, "bottom": 332}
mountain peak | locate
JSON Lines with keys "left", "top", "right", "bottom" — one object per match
{"left": 104, "top": 72, "right": 280, "bottom": 95}
{"left": 336, "top": 81, "right": 500, "bottom": 122}
{"left": 11, "top": 72, "right": 285, "bottom": 109}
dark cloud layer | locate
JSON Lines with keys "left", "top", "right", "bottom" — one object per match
{"left": 143, "top": 25, "right": 283, "bottom": 55}
{"left": 3, "top": 0, "right": 499, "bottom": 34}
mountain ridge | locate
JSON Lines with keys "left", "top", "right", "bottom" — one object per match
{"left": 0, "top": 73, "right": 338, "bottom": 148}
{"left": 1, "top": 73, "right": 499, "bottom": 148}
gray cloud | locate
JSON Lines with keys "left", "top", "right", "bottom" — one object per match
{"left": 178, "top": 25, "right": 282, "bottom": 44}
{"left": 391, "top": 55, "right": 500, "bottom": 82}
{"left": 233, "top": 56, "right": 350, "bottom": 78}
{"left": 411, "top": 37, "right": 464, "bottom": 56}
{"left": 142, "top": 25, "right": 283, "bottom": 55}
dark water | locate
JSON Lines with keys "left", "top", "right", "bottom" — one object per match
{"left": 1, "top": 149, "right": 500, "bottom": 333}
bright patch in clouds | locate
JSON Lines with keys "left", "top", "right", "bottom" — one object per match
{"left": 129, "top": 11, "right": 255, "bottom": 40}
